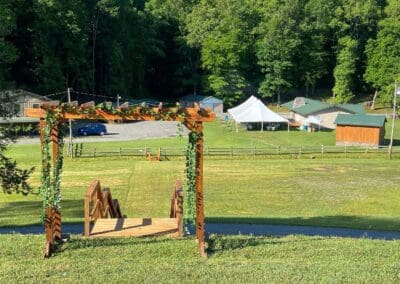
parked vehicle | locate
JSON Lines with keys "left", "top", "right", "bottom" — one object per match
{"left": 77, "top": 123, "right": 107, "bottom": 136}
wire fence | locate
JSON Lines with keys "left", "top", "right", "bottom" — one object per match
{"left": 69, "top": 143, "right": 400, "bottom": 159}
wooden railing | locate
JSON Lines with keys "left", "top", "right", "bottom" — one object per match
{"left": 71, "top": 144, "right": 400, "bottom": 159}
{"left": 84, "top": 180, "right": 123, "bottom": 236}
{"left": 170, "top": 180, "right": 184, "bottom": 237}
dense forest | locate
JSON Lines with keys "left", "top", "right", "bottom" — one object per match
{"left": 0, "top": 0, "right": 399, "bottom": 106}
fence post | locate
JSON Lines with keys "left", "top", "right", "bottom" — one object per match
{"left": 365, "top": 145, "right": 368, "bottom": 154}
{"left": 144, "top": 147, "right": 147, "bottom": 157}
{"left": 277, "top": 145, "right": 280, "bottom": 155}
{"left": 119, "top": 147, "right": 122, "bottom": 157}
{"left": 299, "top": 146, "right": 302, "bottom": 157}
{"left": 321, "top": 145, "right": 324, "bottom": 157}
{"left": 253, "top": 146, "right": 256, "bottom": 157}
{"left": 345, "top": 145, "right": 347, "bottom": 157}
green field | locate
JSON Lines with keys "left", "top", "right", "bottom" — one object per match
{"left": 2, "top": 120, "right": 400, "bottom": 229}
{"left": 2, "top": 147, "right": 400, "bottom": 230}
{"left": 1, "top": 234, "right": 400, "bottom": 282}
{"left": 2, "top": 119, "right": 400, "bottom": 282}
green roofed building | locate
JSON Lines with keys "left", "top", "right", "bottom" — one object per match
{"left": 281, "top": 97, "right": 365, "bottom": 129}
{"left": 334, "top": 114, "right": 386, "bottom": 146}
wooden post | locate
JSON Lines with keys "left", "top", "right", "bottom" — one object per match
{"left": 388, "top": 81, "right": 397, "bottom": 160}
{"left": 51, "top": 123, "right": 62, "bottom": 242}
{"left": 194, "top": 122, "right": 206, "bottom": 257}
{"left": 174, "top": 180, "right": 184, "bottom": 238}
{"left": 84, "top": 194, "right": 90, "bottom": 236}
{"left": 40, "top": 119, "right": 54, "bottom": 257}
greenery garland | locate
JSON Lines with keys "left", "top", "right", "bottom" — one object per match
{"left": 39, "top": 111, "right": 65, "bottom": 222}
{"left": 184, "top": 131, "right": 199, "bottom": 234}
{"left": 57, "top": 102, "right": 187, "bottom": 120}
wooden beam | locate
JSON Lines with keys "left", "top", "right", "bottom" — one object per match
{"left": 194, "top": 122, "right": 206, "bottom": 257}
{"left": 25, "top": 107, "right": 216, "bottom": 122}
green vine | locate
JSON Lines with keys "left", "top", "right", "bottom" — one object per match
{"left": 184, "top": 131, "right": 199, "bottom": 234}
{"left": 39, "top": 111, "right": 65, "bottom": 222}
{"left": 53, "top": 102, "right": 187, "bottom": 120}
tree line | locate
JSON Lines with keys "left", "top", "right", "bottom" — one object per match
{"left": 0, "top": 0, "right": 399, "bottom": 106}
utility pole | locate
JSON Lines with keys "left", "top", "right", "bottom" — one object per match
{"left": 388, "top": 81, "right": 398, "bottom": 160}
{"left": 67, "top": 88, "right": 73, "bottom": 157}
{"left": 117, "top": 94, "right": 121, "bottom": 107}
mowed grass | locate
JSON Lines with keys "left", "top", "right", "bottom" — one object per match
{"left": 1, "top": 234, "right": 400, "bottom": 282}
{"left": 2, "top": 119, "right": 400, "bottom": 229}
{"left": 2, "top": 142, "right": 400, "bottom": 231}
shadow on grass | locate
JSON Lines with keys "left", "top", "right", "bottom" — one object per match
{"left": 0, "top": 200, "right": 84, "bottom": 228}
{"left": 206, "top": 234, "right": 328, "bottom": 256}
{"left": 206, "top": 216, "right": 400, "bottom": 232}
{"left": 60, "top": 235, "right": 175, "bottom": 252}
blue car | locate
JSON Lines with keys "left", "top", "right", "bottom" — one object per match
{"left": 77, "top": 123, "right": 107, "bottom": 136}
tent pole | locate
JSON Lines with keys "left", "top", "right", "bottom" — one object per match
{"left": 261, "top": 121, "right": 263, "bottom": 132}
{"left": 287, "top": 122, "right": 290, "bottom": 132}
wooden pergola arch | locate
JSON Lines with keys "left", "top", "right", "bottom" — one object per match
{"left": 26, "top": 103, "right": 215, "bottom": 257}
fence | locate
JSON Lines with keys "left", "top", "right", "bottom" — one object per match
{"left": 69, "top": 143, "right": 400, "bottom": 159}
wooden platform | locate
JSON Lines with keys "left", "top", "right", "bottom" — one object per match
{"left": 89, "top": 218, "right": 179, "bottom": 238}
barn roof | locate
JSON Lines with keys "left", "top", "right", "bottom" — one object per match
{"left": 281, "top": 98, "right": 330, "bottom": 116}
{"left": 338, "top": 104, "right": 365, "bottom": 114}
{"left": 5, "top": 89, "right": 51, "bottom": 101}
{"left": 282, "top": 97, "right": 365, "bottom": 116}
{"left": 201, "top": 96, "right": 223, "bottom": 104}
{"left": 335, "top": 114, "right": 386, "bottom": 127}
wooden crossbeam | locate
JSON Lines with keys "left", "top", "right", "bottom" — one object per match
{"left": 25, "top": 107, "right": 216, "bottom": 122}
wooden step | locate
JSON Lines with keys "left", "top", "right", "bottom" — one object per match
{"left": 89, "top": 218, "right": 179, "bottom": 238}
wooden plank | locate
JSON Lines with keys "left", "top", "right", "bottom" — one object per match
{"left": 25, "top": 107, "right": 216, "bottom": 122}
{"left": 89, "top": 218, "right": 179, "bottom": 238}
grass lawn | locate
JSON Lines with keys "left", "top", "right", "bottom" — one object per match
{"left": 1, "top": 234, "right": 400, "bottom": 282}
{"left": 2, "top": 148, "right": 400, "bottom": 231}
{"left": 2, "top": 119, "right": 400, "bottom": 229}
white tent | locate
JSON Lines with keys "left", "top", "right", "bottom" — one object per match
{"left": 228, "top": 96, "right": 258, "bottom": 118}
{"left": 228, "top": 96, "right": 289, "bottom": 132}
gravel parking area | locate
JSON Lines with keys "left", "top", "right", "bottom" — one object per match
{"left": 15, "top": 121, "right": 189, "bottom": 144}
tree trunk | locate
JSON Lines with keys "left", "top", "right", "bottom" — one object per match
{"left": 371, "top": 90, "right": 378, "bottom": 110}
{"left": 277, "top": 92, "right": 281, "bottom": 106}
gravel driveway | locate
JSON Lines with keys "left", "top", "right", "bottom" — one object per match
{"left": 15, "top": 121, "right": 189, "bottom": 144}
